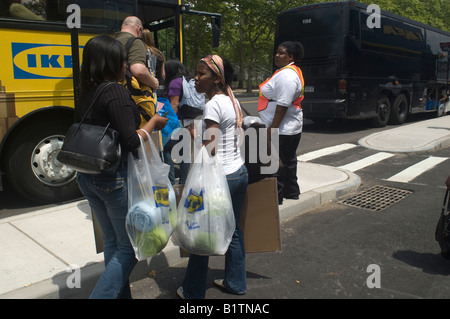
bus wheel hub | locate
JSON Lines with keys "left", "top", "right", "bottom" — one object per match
{"left": 31, "top": 135, "right": 76, "bottom": 186}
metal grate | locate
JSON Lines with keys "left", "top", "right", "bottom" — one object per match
{"left": 339, "top": 185, "right": 412, "bottom": 212}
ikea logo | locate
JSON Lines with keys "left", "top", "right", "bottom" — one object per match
{"left": 12, "top": 42, "right": 81, "bottom": 79}
{"left": 153, "top": 185, "right": 169, "bottom": 208}
{"left": 184, "top": 188, "right": 204, "bottom": 214}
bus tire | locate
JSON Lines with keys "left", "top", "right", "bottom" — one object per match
{"left": 371, "top": 95, "right": 391, "bottom": 127}
{"left": 389, "top": 94, "right": 408, "bottom": 125}
{"left": 4, "top": 118, "right": 82, "bottom": 204}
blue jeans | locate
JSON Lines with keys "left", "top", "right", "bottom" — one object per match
{"left": 182, "top": 164, "right": 248, "bottom": 299}
{"left": 77, "top": 164, "right": 137, "bottom": 299}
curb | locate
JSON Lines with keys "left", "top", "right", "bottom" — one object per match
{"left": 358, "top": 116, "right": 450, "bottom": 153}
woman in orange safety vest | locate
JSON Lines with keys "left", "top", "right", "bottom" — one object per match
{"left": 258, "top": 41, "right": 305, "bottom": 205}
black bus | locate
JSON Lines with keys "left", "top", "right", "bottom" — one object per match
{"left": 275, "top": 1, "right": 450, "bottom": 126}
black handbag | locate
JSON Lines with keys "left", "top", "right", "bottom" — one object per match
{"left": 57, "top": 82, "right": 121, "bottom": 175}
{"left": 435, "top": 189, "right": 450, "bottom": 259}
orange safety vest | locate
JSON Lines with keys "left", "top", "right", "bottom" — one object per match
{"left": 258, "top": 64, "right": 305, "bottom": 112}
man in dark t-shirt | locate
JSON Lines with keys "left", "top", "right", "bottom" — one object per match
{"left": 114, "top": 16, "right": 159, "bottom": 91}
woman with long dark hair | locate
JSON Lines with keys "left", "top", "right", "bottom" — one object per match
{"left": 75, "top": 35, "right": 167, "bottom": 299}
{"left": 162, "top": 58, "right": 195, "bottom": 184}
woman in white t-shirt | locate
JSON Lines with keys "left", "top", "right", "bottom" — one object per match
{"left": 258, "top": 41, "right": 305, "bottom": 205}
{"left": 177, "top": 55, "right": 248, "bottom": 299}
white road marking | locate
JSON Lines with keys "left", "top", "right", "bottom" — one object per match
{"left": 338, "top": 152, "right": 395, "bottom": 172}
{"left": 386, "top": 156, "right": 448, "bottom": 183}
{"left": 298, "top": 143, "right": 358, "bottom": 162}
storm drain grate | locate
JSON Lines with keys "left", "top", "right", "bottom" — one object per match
{"left": 339, "top": 185, "right": 412, "bottom": 212}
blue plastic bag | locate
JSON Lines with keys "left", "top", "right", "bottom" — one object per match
{"left": 156, "top": 97, "right": 181, "bottom": 146}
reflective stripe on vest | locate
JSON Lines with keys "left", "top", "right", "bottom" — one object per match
{"left": 258, "top": 64, "right": 305, "bottom": 112}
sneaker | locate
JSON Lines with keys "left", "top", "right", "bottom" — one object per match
{"left": 213, "top": 279, "right": 245, "bottom": 295}
{"left": 176, "top": 287, "right": 185, "bottom": 299}
{"left": 213, "top": 279, "right": 226, "bottom": 290}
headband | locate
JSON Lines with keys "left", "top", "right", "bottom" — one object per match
{"left": 201, "top": 55, "right": 243, "bottom": 128}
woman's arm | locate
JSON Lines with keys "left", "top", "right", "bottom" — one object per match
{"left": 203, "top": 119, "right": 220, "bottom": 156}
{"left": 269, "top": 105, "right": 288, "bottom": 130}
{"left": 169, "top": 95, "right": 180, "bottom": 114}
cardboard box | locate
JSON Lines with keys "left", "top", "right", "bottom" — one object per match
{"left": 240, "top": 177, "right": 282, "bottom": 253}
{"left": 174, "top": 177, "right": 282, "bottom": 255}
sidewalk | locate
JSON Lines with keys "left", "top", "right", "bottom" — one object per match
{"left": 1, "top": 115, "right": 449, "bottom": 299}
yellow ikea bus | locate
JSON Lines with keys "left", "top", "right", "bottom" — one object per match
{"left": 0, "top": 0, "right": 221, "bottom": 204}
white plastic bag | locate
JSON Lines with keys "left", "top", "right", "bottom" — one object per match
{"left": 126, "top": 132, "right": 177, "bottom": 260}
{"left": 180, "top": 76, "right": 205, "bottom": 110}
{"left": 172, "top": 146, "right": 235, "bottom": 256}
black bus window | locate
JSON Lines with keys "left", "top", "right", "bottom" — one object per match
{"left": 349, "top": 8, "right": 360, "bottom": 43}
{"left": 7, "top": 0, "right": 46, "bottom": 21}
{"left": 46, "top": 0, "right": 69, "bottom": 22}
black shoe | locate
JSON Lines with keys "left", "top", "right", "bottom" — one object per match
{"left": 284, "top": 194, "right": 300, "bottom": 200}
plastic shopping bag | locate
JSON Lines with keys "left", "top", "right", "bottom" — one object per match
{"left": 156, "top": 97, "right": 181, "bottom": 146}
{"left": 171, "top": 146, "right": 235, "bottom": 256}
{"left": 126, "top": 132, "right": 177, "bottom": 260}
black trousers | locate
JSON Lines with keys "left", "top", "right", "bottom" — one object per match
{"left": 276, "top": 133, "right": 301, "bottom": 203}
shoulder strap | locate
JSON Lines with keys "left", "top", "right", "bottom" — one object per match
{"left": 79, "top": 82, "right": 113, "bottom": 124}
{"left": 124, "top": 36, "right": 144, "bottom": 60}
{"left": 124, "top": 36, "right": 136, "bottom": 58}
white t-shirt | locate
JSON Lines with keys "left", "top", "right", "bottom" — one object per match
{"left": 259, "top": 64, "right": 303, "bottom": 135}
{"left": 202, "top": 94, "right": 244, "bottom": 175}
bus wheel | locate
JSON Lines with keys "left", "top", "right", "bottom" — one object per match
{"left": 4, "top": 119, "right": 82, "bottom": 204}
{"left": 371, "top": 95, "right": 391, "bottom": 127}
{"left": 389, "top": 94, "right": 408, "bottom": 125}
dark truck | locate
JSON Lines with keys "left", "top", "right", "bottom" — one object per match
{"left": 275, "top": 1, "right": 450, "bottom": 126}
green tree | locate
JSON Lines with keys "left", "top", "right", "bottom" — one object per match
{"left": 184, "top": 0, "right": 293, "bottom": 91}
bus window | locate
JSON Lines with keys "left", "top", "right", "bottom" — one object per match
{"left": 46, "top": 0, "right": 69, "bottom": 22}
{"left": 276, "top": 6, "right": 345, "bottom": 60}
{"left": 349, "top": 8, "right": 360, "bottom": 44}
{"left": 360, "top": 12, "right": 425, "bottom": 57}
{"left": 6, "top": 0, "right": 46, "bottom": 21}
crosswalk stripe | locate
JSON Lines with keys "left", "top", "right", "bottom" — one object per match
{"left": 386, "top": 156, "right": 448, "bottom": 183}
{"left": 338, "top": 152, "right": 395, "bottom": 172}
{"left": 298, "top": 143, "right": 357, "bottom": 162}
